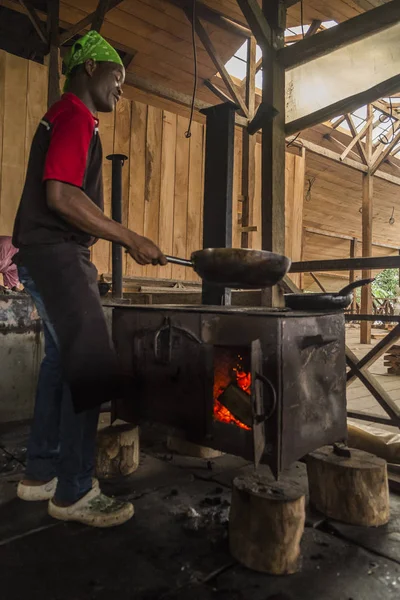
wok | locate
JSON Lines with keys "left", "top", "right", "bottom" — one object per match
{"left": 284, "top": 278, "right": 374, "bottom": 311}
{"left": 166, "top": 248, "right": 291, "bottom": 289}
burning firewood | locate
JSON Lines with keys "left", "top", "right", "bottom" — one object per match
{"left": 217, "top": 383, "right": 252, "bottom": 428}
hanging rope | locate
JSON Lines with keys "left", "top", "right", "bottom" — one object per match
{"left": 185, "top": 0, "right": 198, "bottom": 139}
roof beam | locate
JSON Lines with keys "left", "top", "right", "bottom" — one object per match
{"left": 59, "top": 0, "right": 123, "bottom": 45}
{"left": 91, "top": 0, "right": 111, "bottom": 33}
{"left": 183, "top": 7, "right": 248, "bottom": 116}
{"left": 286, "top": 72, "right": 400, "bottom": 135}
{"left": 18, "top": 0, "right": 47, "bottom": 44}
{"left": 236, "top": 0, "right": 273, "bottom": 50}
{"left": 124, "top": 72, "right": 248, "bottom": 128}
{"left": 286, "top": 135, "right": 400, "bottom": 186}
{"left": 342, "top": 113, "right": 371, "bottom": 165}
{"left": 280, "top": 0, "right": 400, "bottom": 69}
{"left": 371, "top": 128, "right": 400, "bottom": 174}
{"left": 166, "top": 0, "right": 251, "bottom": 38}
{"left": 304, "top": 19, "right": 322, "bottom": 38}
{"left": 204, "top": 79, "right": 237, "bottom": 105}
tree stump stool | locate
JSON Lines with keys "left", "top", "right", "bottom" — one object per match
{"left": 96, "top": 424, "right": 139, "bottom": 479}
{"left": 307, "top": 445, "right": 390, "bottom": 527}
{"left": 229, "top": 473, "right": 306, "bottom": 574}
{"left": 167, "top": 435, "right": 224, "bottom": 459}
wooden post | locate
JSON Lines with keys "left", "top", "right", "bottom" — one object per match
{"left": 96, "top": 424, "right": 140, "bottom": 479}
{"left": 261, "top": 0, "right": 286, "bottom": 307}
{"left": 241, "top": 36, "right": 257, "bottom": 249}
{"left": 350, "top": 237, "right": 357, "bottom": 313}
{"left": 46, "top": 0, "right": 60, "bottom": 108}
{"left": 360, "top": 104, "right": 374, "bottom": 343}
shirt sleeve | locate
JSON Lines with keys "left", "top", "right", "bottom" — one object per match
{"left": 43, "top": 107, "right": 95, "bottom": 187}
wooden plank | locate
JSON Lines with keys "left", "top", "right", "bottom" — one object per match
{"left": 203, "top": 79, "right": 235, "bottom": 105}
{"left": 184, "top": 7, "right": 248, "bottom": 116}
{"left": 158, "top": 110, "right": 177, "bottom": 280}
{"left": 46, "top": 0, "right": 60, "bottom": 108}
{"left": 125, "top": 100, "right": 147, "bottom": 278}
{"left": 0, "top": 51, "right": 6, "bottom": 237}
{"left": 371, "top": 128, "right": 400, "bottom": 175}
{"left": 91, "top": 108, "right": 115, "bottom": 276}
{"left": 143, "top": 105, "right": 163, "bottom": 278}
{"left": 25, "top": 60, "right": 48, "bottom": 175}
{"left": 18, "top": 0, "right": 47, "bottom": 44}
{"left": 186, "top": 120, "right": 204, "bottom": 282}
{"left": 232, "top": 127, "right": 243, "bottom": 249}
{"left": 304, "top": 19, "right": 322, "bottom": 38}
{"left": 252, "top": 138, "right": 262, "bottom": 250}
{"left": 172, "top": 115, "right": 190, "bottom": 280}
{"left": 113, "top": 98, "right": 132, "bottom": 229}
{"left": 59, "top": 0, "right": 124, "bottom": 44}
{"left": 279, "top": 1, "right": 400, "bottom": 69}
{"left": 0, "top": 53, "right": 28, "bottom": 236}
{"left": 285, "top": 149, "right": 305, "bottom": 287}
{"left": 347, "top": 324, "right": 400, "bottom": 386}
{"left": 342, "top": 114, "right": 371, "bottom": 165}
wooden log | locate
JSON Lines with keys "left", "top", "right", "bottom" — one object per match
{"left": 218, "top": 383, "right": 252, "bottom": 427}
{"left": 166, "top": 435, "right": 224, "bottom": 459}
{"left": 96, "top": 423, "right": 139, "bottom": 479}
{"left": 307, "top": 446, "right": 390, "bottom": 527}
{"left": 229, "top": 473, "right": 306, "bottom": 574}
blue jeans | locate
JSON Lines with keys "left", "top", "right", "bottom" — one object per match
{"left": 18, "top": 266, "right": 100, "bottom": 504}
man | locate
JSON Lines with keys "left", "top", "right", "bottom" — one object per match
{"left": 12, "top": 31, "right": 166, "bottom": 527}
{"left": 0, "top": 236, "right": 19, "bottom": 291}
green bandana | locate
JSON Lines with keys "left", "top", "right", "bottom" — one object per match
{"left": 63, "top": 30, "right": 123, "bottom": 92}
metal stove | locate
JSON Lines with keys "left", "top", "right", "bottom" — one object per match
{"left": 112, "top": 305, "right": 347, "bottom": 477}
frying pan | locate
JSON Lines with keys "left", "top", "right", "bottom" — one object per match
{"left": 166, "top": 248, "right": 291, "bottom": 289}
{"left": 284, "top": 278, "right": 374, "bottom": 311}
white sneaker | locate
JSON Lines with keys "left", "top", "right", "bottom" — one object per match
{"left": 17, "top": 478, "right": 58, "bottom": 501}
{"left": 48, "top": 487, "right": 134, "bottom": 527}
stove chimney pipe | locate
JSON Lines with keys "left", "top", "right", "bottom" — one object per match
{"left": 107, "top": 153, "right": 128, "bottom": 299}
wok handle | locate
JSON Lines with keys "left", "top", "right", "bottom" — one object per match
{"left": 338, "top": 277, "right": 375, "bottom": 296}
{"left": 165, "top": 255, "right": 194, "bottom": 268}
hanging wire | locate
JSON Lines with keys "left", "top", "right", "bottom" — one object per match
{"left": 300, "top": 0, "right": 305, "bottom": 38}
{"left": 286, "top": 132, "right": 302, "bottom": 147}
{"left": 305, "top": 177, "right": 316, "bottom": 202}
{"left": 185, "top": 0, "right": 198, "bottom": 139}
{"left": 389, "top": 207, "right": 395, "bottom": 225}
{"left": 378, "top": 97, "right": 396, "bottom": 145}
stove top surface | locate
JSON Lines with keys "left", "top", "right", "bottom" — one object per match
{"left": 110, "top": 304, "right": 343, "bottom": 318}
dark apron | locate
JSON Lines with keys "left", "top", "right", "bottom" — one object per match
{"left": 18, "top": 243, "right": 121, "bottom": 413}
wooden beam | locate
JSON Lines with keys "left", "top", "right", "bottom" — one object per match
{"left": 247, "top": 102, "right": 279, "bottom": 135}
{"left": 166, "top": 0, "right": 251, "bottom": 38}
{"left": 287, "top": 135, "right": 400, "bottom": 186}
{"left": 122, "top": 52, "right": 136, "bottom": 70}
{"left": 279, "top": 1, "right": 400, "bottom": 69}
{"left": 290, "top": 255, "right": 400, "bottom": 274}
{"left": 183, "top": 7, "right": 248, "bottom": 117}
{"left": 304, "top": 20, "right": 322, "bottom": 38}
{"left": 349, "top": 237, "right": 357, "bottom": 314}
{"left": 124, "top": 72, "right": 249, "bottom": 127}
{"left": 342, "top": 114, "right": 371, "bottom": 165}
{"left": 371, "top": 128, "right": 400, "bottom": 174}
{"left": 236, "top": 0, "right": 273, "bottom": 50}
{"left": 91, "top": 0, "right": 110, "bottom": 33}
{"left": 261, "top": 0, "right": 286, "bottom": 308}
{"left": 284, "top": 0, "right": 300, "bottom": 7}
{"left": 370, "top": 120, "right": 400, "bottom": 164}
{"left": 59, "top": 0, "right": 123, "bottom": 45}
{"left": 18, "top": 0, "right": 47, "bottom": 44}
{"left": 347, "top": 324, "right": 400, "bottom": 386}
{"left": 360, "top": 104, "right": 374, "bottom": 344}
{"left": 241, "top": 36, "right": 257, "bottom": 249}
{"left": 286, "top": 72, "right": 400, "bottom": 136}
{"left": 204, "top": 80, "right": 237, "bottom": 105}
{"left": 46, "top": 0, "right": 60, "bottom": 108}
{"left": 304, "top": 225, "right": 400, "bottom": 250}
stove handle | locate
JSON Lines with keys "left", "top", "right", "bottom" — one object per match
{"left": 254, "top": 373, "right": 277, "bottom": 423}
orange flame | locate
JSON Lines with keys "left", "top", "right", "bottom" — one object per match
{"left": 213, "top": 356, "right": 251, "bottom": 431}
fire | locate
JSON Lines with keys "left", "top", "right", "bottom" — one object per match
{"left": 213, "top": 355, "right": 251, "bottom": 431}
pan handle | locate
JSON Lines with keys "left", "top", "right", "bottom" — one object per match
{"left": 338, "top": 277, "right": 375, "bottom": 296}
{"left": 165, "top": 255, "right": 194, "bottom": 268}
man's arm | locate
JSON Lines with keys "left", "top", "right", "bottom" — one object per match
{"left": 46, "top": 180, "right": 166, "bottom": 266}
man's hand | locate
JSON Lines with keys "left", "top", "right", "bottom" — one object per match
{"left": 126, "top": 232, "right": 167, "bottom": 266}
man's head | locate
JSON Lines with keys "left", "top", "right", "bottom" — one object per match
{"left": 64, "top": 31, "right": 125, "bottom": 113}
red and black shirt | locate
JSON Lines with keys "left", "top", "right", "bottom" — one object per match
{"left": 13, "top": 93, "right": 103, "bottom": 249}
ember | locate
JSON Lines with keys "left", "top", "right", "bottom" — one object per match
{"left": 213, "top": 353, "right": 251, "bottom": 431}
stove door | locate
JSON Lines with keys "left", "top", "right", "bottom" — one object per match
{"left": 251, "top": 339, "right": 266, "bottom": 469}
{"left": 113, "top": 311, "right": 212, "bottom": 439}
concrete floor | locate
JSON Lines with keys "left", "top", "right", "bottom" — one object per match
{"left": 1, "top": 422, "right": 400, "bottom": 600}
